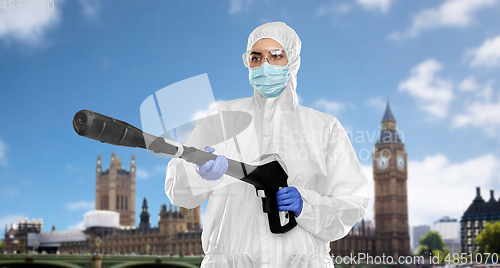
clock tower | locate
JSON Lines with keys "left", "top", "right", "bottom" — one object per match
{"left": 373, "top": 101, "right": 410, "bottom": 257}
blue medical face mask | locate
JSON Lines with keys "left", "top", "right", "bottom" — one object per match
{"left": 249, "top": 62, "right": 290, "bottom": 98}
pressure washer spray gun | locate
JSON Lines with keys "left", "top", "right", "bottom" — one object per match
{"left": 72, "top": 109, "right": 297, "bottom": 234}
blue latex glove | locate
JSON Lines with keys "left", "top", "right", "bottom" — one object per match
{"left": 196, "top": 146, "right": 228, "bottom": 181}
{"left": 276, "top": 186, "right": 303, "bottom": 217}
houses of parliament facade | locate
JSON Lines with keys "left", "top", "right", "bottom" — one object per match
{"left": 87, "top": 152, "right": 203, "bottom": 255}
{"left": 5, "top": 102, "right": 410, "bottom": 257}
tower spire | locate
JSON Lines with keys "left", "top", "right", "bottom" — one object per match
{"left": 382, "top": 100, "right": 396, "bottom": 122}
{"left": 377, "top": 99, "right": 401, "bottom": 144}
{"left": 139, "top": 197, "right": 150, "bottom": 230}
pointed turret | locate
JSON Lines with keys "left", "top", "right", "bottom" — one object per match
{"left": 110, "top": 151, "right": 116, "bottom": 168}
{"left": 376, "top": 99, "right": 402, "bottom": 144}
{"left": 142, "top": 198, "right": 148, "bottom": 211}
{"left": 382, "top": 100, "right": 396, "bottom": 122}
{"left": 139, "top": 197, "right": 150, "bottom": 230}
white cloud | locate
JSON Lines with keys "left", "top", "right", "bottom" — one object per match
{"left": 459, "top": 76, "right": 480, "bottom": 91}
{"left": 0, "top": 0, "right": 63, "bottom": 47}
{"left": 0, "top": 214, "right": 25, "bottom": 235}
{"left": 356, "top": 0, "right": 396, "bottom": 13}
{"left": 313, "top": 98, "right": 346, "bottom": 116}
{"left": 136, "top": 168, "right": 150, "bottom": 180}
{"left": 399, "top": 59, "right": 453, "bottom": 118}
{"left": 390, "top": 0, "right": 498, "bottom": 39}
{"left": 365, "top": 96, "right": 386, "bottom": 109}
{"left": 467, "top": 35, "right": 500, "bottom": 68}
{"left": 68, "top": 220, "right": 85, "bottom": 230}
{"left": 77, "top": 0, "right": 101, "bottom": 18}
{"left": 0, "top": 138, "right": 8, "bottom": 166}
{"left": 453, "top": 83, "right": 500, "bottom": 137}
{"left": 407, "top": 153, "right": 500, "bottom": 226}
{"left": 66, "top": 200, "right": 95, "bottom": 211}
{"left": 317, "top": 2, "right": 351, "bottom": 17}
{"left": 229, "top": 0, "right": 252, "bottom": 14}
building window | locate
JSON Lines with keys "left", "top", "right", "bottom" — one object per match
{"left": 482, "top": 220, "right": 486, "bottom": 226}
{"left": 467, "top": 221, "right": 471, "bottom": 228}
{"left": 467, "top": 238, "right": 472, "bottom": 245}
{"left": 467, "top": 229, "right": 471, "bottom": 236}
{"left": 474, "top": 221, "right": 478, "bottom": 228}
{"left": 475, "top": 229, "right": 479, "bottom": 236}
{"left": 116, "top": 196, "right": 119, "bottom": 209}
{"left": 468, "top": 246, "right": 472, "bottom": 253}
{"left": 125, "top": 196, "right": 128, "bottom": 211}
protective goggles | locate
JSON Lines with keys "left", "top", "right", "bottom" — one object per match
{"left": 242, "top": 47, "right": 290, "bottom": 68}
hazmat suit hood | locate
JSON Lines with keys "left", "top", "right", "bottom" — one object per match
{"left": 246, "top": 22, "right": 301, "bottom": 111}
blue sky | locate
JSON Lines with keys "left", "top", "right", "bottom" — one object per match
{"left": 1, "top": 0, "right": 500, "bottom": 247}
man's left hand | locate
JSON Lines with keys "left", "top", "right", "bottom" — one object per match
{"left": 276, "top": 186, "right": 303, "bottom": 217}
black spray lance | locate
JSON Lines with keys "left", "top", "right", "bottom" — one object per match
{"left": 72, "top": 109, "right": 297, "bottom": 234}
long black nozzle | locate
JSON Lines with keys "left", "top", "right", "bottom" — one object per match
{"left": 72, "top": 109, "right": 296, "bottom": 234}
{"left": 72, "top": 109, "right": 255, "bottom": 178}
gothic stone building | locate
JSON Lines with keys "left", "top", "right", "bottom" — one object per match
{"left": 460, "top": 187, "right": 500, "bottom": 255}
{"left": 95, "top": 152, "right": 136, "bottom": 227}
{"left": 330, "top": 101, "right": 411, "bottom": 258}
{"left": 81, "top": 153, "right": 202, "bottom": 255}
{"left": 85, "top": 198, "right": 202, "bottom": 255}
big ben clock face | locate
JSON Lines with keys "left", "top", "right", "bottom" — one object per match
{"left": 377, "top": 155, "right": 389, "bottom": 170}
{"left": 397, "top": 155, "right": 405, "bottom": 170}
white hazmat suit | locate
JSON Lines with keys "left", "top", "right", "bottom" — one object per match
{"left": 165, "top": 22, "right": 370, "bottom": 268}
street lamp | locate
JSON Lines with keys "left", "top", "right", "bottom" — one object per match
{"left": 95, "top": 237, "right": 102, "bottom": 255}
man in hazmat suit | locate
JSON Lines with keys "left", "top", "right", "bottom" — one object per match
{"left": 165, "top": 21, "right": 370, "bottom": 268}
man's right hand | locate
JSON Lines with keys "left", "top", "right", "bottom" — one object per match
{"left": 196, "top": 146, "right": 228, "bottom": 181}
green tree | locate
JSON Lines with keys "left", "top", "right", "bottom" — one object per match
{"left": 475, "top": 221, "right": 500, "bottom": 255}
{"left": 0, "top": 240, "right": 3, "bottom": 251}
{"left": 419, "top": 231, "right": 447, "bottom": 252}
{"left": 417, "top": 245, "right": 428, "bottom": 255}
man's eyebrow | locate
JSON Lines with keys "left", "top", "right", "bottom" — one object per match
{"left": 250, "top": 51, "right": 262, "bottom": 55}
